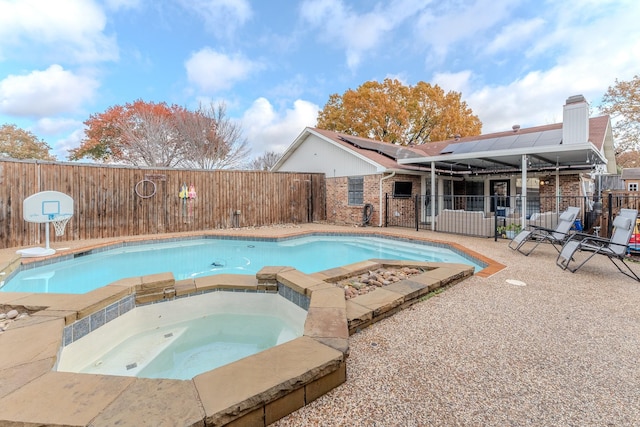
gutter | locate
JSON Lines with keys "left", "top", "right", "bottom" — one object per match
{"left": 379, "top": 172, "right": 396, "bottom": 227}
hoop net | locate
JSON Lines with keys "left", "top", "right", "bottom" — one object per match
{"left": 52, "top": 215, "right": 72, "bottom": 237}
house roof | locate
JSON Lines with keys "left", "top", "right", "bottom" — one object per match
{"left": 621, "top": 168, "right": 640, "bottom": 180}
{"left": 273, "top": 127, "right": 429, "bottom": 173}
{"left": 274, "top": 114, "right": 616, "bottom": 177}
{"left": 401, "top": 115, "right": 613, "bottom": 175}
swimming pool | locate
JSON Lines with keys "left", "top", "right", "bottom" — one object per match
{"left": 2, "top": 234, "right": 485, "bottom": 294}
{"left": 57, "top": 292, "right": 306, "bottom": 380}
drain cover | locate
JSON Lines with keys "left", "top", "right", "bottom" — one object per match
{"left": 506, "top": 279, "right": 526, "bottom": 286}
{"left": 126, "top": 363, "right": 138, "bottom": 370}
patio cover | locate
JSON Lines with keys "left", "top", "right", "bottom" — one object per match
{"left": 397, "top": 127, "right": 607, "bottom": 175}
{"left": 397, "top": 127, "right": 608, "bottom": 229}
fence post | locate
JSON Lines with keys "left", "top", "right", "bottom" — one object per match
{"left": 607, "top": 192, "right": 614, "bottom": 237}
{"left": 493, "top": 195, "right": 498, "bottom": 242}
{"left": 415, "top": 194, "right": 419, "bottom": 231}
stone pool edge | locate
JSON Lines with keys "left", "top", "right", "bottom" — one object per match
{"left": 0, "top": 259, "right": 474, "bottom": 426}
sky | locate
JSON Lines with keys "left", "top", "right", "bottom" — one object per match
{"left": 1, "top": 0, "right": 639, "bottom": 163}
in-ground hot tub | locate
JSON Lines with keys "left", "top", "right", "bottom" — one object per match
{"left": 56, "top": 291, "right": 307, "bottom": 380}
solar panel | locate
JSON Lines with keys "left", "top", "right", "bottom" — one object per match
{"left": 440, "top": 141, "right": 476, "bottom": 155}
{"left": 440, "top": 129, "right": 564, "bottom": 156}
{"left": 484, "top": 136, "right": 516, "bottom": 150}
{"left": 340, "top": 136, "right": 423, "bottom": 159}
{"left": 532, "top": 129, "right": 562, "bottom": 146}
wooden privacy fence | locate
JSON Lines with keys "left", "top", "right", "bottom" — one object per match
{"left": 0, "top": 158, "right": 326, "bottom": 249}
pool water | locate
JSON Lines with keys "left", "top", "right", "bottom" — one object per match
{"left": 57, "top": 292, "right": 307, "bottom": 380}
{"left": 3, "top": 235, "right": 484, "bottom": 294}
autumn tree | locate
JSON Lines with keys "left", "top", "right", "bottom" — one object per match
{"left": 68, "top": 100, "right": 185, "bottom": 166}
{"left": 174, "top": 103, "right": 250, "bottom": 169}
{"left": 69, "top": 100, "right": 249, "bottom": 169}
{"left": 600, "top": 75, "right": 640, "bottom": 154}
{"left": 0, "top": 124, "right": 56, "bottom": 160}
{"left": 317, "top": 79, "right": 482, "bottom": 145}
{"left": 247, "top": 151, "right": 281, "bottom": 170}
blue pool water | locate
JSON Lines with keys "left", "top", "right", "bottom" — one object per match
{"left": 57, "top": 292, "right": 306, "bottom": 380}
{"left": 2, "top": 235, "right": 484, "bottom": 294}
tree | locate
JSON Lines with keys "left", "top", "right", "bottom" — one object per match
{"left": 69, "top": 100, "right": 186, "bottom": 166}
{"left": 0, "top": 124, "right": 56, "bottom": 160}
{"left": 174, "top": 103, "right": 250, "bottom": 169}
{"left": 600, "top": 75, "right": 640, "bottom": 154}
{"left": 69, "top": 100, "right": 250, "bottom": 169}
{"left": 316, "top": 78, "right": 482, "bottom": 145}
{"left": 247, "top": 151, "right": 281, "bottom": 170}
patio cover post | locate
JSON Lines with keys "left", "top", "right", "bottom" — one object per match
{"left": 521, "top": 154, "right": 527, "bottom": 226}
{"left": 431, "top": 163, "right": 436, "bottom": 231}
{"left": 555, "top": 168, "right": 560, "bottom": 213}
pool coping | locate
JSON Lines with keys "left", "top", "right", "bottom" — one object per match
{"left": 0, "top": 230, "right": 498, "bottom": 426}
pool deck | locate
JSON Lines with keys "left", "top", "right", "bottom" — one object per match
{"left": 0, "top": 224, "right": 484, "bottom": 426}
{"left": 4, "top": 224, "right": 640, "bottom": 426}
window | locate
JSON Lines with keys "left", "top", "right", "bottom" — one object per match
{"left": 348, "top": 177, "right": 364, "bottom": 205}
{"left": 629, "top": 183, "right": 638, "bottom": 192}
{"left": 392, "top": 181, "right": 412, "bottom": 198}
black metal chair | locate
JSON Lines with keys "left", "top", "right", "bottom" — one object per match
{"left": 556, "top": 208, "right": 639, "bottom": 281}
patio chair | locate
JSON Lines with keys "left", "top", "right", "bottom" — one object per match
{"left": 508, "top": 206, "right": 581, "bottom": 256}
{"left": 555, "top": 208, "right": 639, "bottom": 282}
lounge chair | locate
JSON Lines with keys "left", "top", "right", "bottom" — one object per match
{"left": 509, "top": 207, "right": 581, "bottom": 256}
{"left": 556, "top": 208, "right": 639, "bottom": 281}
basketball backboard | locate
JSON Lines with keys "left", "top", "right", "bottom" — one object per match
{"left": 23, "top": 191, "right": 74, "bottom": 223}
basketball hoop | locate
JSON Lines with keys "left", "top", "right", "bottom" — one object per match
{"left": 52, "top": 215, "right": 72, "bottom": 237}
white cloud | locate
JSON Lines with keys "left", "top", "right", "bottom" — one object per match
{"left": 185, "top": 48, "right": 259, "bottom": 94}
{"left": 414, "top": 0, "right": 514, "bottom": 61}
{"left": 105, "top": 0, "right": 142, "bottom": 11}
{"left": 299, "top": 0, "right": 427, "bottom": 71}
{"left": 177, "top": 0, "right": 252, "bottom": 37}
{"left": 485, "top": 18, "right": 546, "bottom": 55}
{"left": 35, "top": 117, "right": 84, "bottom": 136}
{"left": 52, "top": 127, "right": 86, "bottom": 161}
{"left": 432, "top": 70, "right": 473, "bottom": 96}
{"left": 435, "top": 0, "right": 640, "bottom": 134}
{"left": 242, "top": 98, "right": 319, "bottom": 155}
{"left": 0, "top": 0, "right": 118, "bottom": 63}
{"left": 0, "top": 65, "right": 99, "bottom": 118}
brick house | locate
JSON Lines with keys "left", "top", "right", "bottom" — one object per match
{"left": 621, "top": 168, "right": 640, "bottom": 192}
{"left": 272, "top": 95, "right": 617, "bottom": 231}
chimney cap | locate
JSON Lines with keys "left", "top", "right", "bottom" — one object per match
{"left": 566, "top": 94, "right": 586, "bottom": 105}
{"left": 512, "top": 124, "right": 521, "bottom": 132}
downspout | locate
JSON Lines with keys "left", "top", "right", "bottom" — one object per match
{"left": 379, "top": 171, "right": 396, "bottom": 227}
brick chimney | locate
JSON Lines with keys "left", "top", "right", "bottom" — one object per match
{"left": 562, "top": 95, "right": 589, "bottom": 145}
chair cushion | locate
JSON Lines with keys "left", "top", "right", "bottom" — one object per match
{"left": 613, "top": 215, "right": 632, "bottom": 230}
{"left": 559, "top": 210, "right": 575, "bottom": 221}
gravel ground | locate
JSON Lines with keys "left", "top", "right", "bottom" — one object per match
{"left": 274, "top": 234, "right": 640, "bottom": 427}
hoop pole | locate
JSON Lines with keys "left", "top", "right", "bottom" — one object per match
{"left": 45, "top": 222, "right": 51, "bottom": 250}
